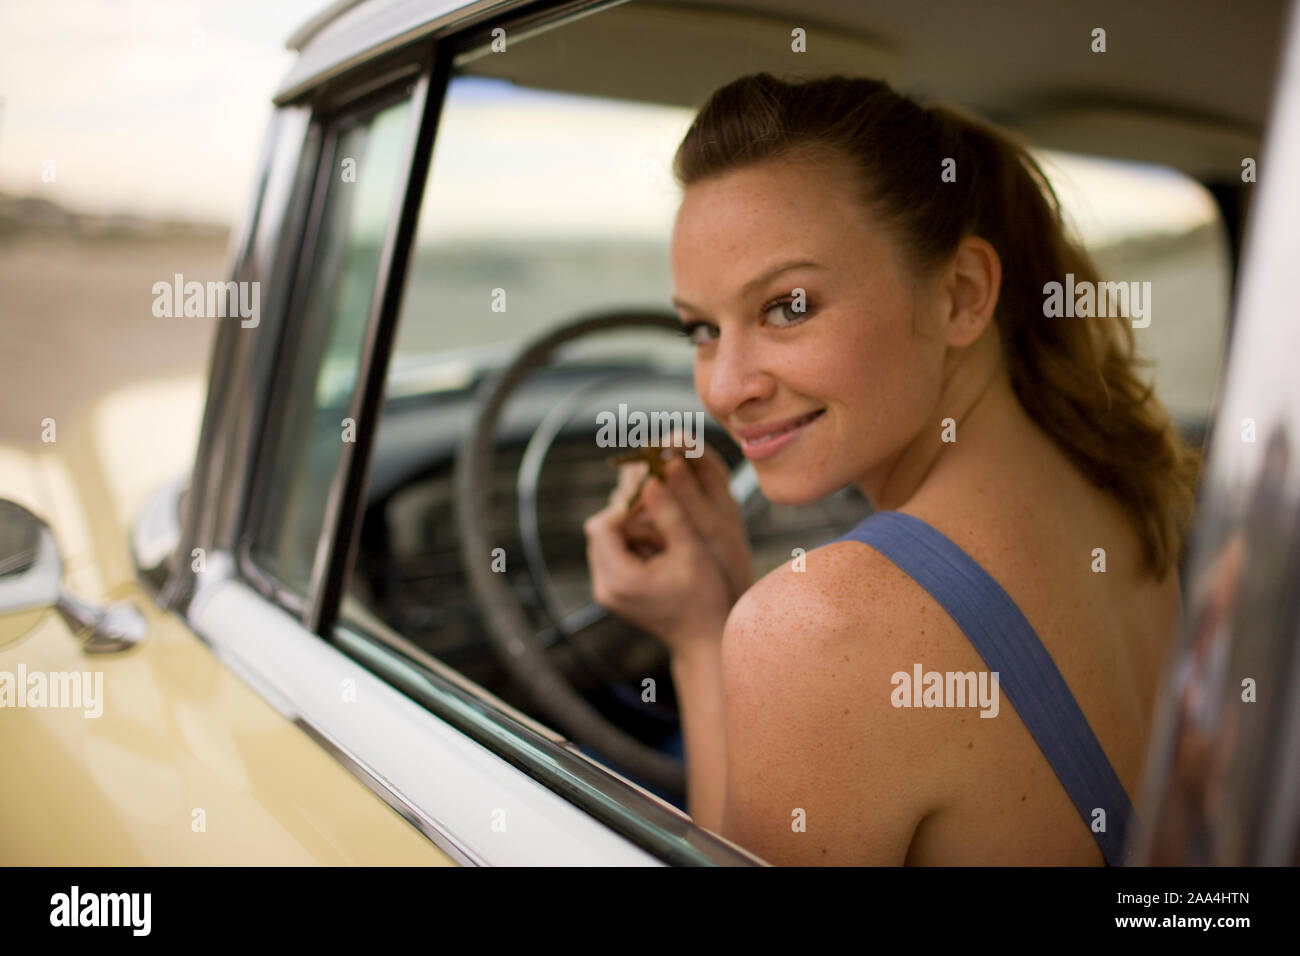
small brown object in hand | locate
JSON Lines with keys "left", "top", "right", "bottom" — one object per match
{"left": 606, "top": 444, "right": 679, "bottom": 511}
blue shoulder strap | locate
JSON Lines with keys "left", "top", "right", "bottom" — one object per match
{"left": 834, "top": 509, "right": 1136, "bottom": 866}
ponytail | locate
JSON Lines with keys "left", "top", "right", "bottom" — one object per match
{"left": 673, "top": 73, "right": 1201, "bottom": 577}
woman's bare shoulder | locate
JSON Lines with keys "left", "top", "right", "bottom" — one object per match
{"left": 726, "top": 536, "right": 927, "bottom": 641}
{"left": 717, "top": 535, "right": 974, "bottom": 864}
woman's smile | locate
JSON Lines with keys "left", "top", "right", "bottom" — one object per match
{"left": 734, "top": 407, "right": 826, "bottom": 460}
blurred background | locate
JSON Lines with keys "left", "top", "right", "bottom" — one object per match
{"left": 0, "top": 0, "right": 1230, "bottom": 456}
{"left": 0, "top": 0, "right": 323, "bottom": 449}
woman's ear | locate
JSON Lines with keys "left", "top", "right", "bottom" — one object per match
{"left": 943, "top": 235, "right": 1002, "bottom": 347}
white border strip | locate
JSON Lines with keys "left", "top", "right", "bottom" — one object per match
{"left": 188, "top": 575, "right": 663, "bottom": 866}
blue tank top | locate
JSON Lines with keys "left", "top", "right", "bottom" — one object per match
{"left": 832, "top": 509, "right": 1137, "bottom": 865}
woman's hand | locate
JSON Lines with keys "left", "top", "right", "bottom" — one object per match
{"left": 583, "top": 444, "right": 754, "bottom": 654}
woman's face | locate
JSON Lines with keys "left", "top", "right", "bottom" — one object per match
{"left": 670, "top": 155, "right": 949, "bottom": 506}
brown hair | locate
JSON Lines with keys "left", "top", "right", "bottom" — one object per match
{"left": 672, "top": 73, "right": 1202, "bottom": 578}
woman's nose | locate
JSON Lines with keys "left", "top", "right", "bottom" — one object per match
{"left": 705, "top": 334, "right": 772, "bottom": 414}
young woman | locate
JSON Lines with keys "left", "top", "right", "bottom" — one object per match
{"left": 583, "top": 73, "right": 1201, "bottom": 865}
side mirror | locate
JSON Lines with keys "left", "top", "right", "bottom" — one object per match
{"left": 0, "top": 498, "right": 145, "bottom": 652}
{"left": 0, "top": 499, "right": 63, "bottom": 647}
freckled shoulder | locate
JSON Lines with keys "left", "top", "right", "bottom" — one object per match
{"left": 718, "top": 538, "right": 965, "bottom": 864}
{"left": 725, "top": 537, "right": 943, "bottom": 653}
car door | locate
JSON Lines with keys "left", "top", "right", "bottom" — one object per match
{"left": 1130, "top": 1, "right": 1300, "bottom": 865}
{"left": 161, "top": 8, "right": 758, "bottom": 865}
{"left": 0, "top": 103, "right": 449, "bottom": 866}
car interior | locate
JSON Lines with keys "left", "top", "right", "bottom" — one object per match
{"left": 266, "top": 0, "right": 1286, "bottom": 808}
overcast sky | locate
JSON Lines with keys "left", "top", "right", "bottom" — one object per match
{"left": 0, "top": 0, "right": 325, "bottom": 224}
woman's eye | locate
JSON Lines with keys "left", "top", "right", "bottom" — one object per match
{"left": 763, "top": 298, "right": 813, "bottom": 327}
{"left": 679, "top": 321, "right": 718, "bottom": 346}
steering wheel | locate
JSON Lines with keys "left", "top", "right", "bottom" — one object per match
{"left": 453, "top": 310, "right": 763, "bottom": 799}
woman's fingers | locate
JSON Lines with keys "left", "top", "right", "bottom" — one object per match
{"left": 661, "top": 455, "right": 716, "bottom": 531}
{"left": 691, "top": 444, "right": 738, "bottom": 507}
{"left": 622, "top": 507, "right": 666, "bottom": 552}
{"left": 680, "top": 445, "right": 743, "bottom": 525}
{"left": 671, "top": 446, "right": 753, "bottom": 601}
{"left": 584, "top": 444, "right": 740, "bottom": 644}
{"left": 591, "top": 440, "right": 749, "bottom": 601}
{"left": 664, "top": 453, "right": 747, "bottom": 552}
{"left": 638, "top": 473, "right": 699, "bottom": 552}
{"left": 612, "top": 459, "right": 648, "bottom": 503}
{"left": 583, "top": 503, "right": 646, "bottom": 604}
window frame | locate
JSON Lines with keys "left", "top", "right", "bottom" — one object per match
{"left": 238, "top": 53, "right": 438, "bottom": 624}
{"left": 226, "top": 0, "right": 760, "bottom": 865}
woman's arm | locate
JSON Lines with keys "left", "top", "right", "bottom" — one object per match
{"left": 582, "top": 444, "right": 753, "bottom": 832}
{"left": 670, "top": 638, "right": 728, "bottom": 832}
{"left": 717, "top": 543, "right": 943, "bottom": 865}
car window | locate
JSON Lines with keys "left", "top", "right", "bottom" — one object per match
{"left": 331, "top": 2, "right": 1234, "bottom": 839}
{"left": 342, "top": 68, "right": 875, "bottom": 788}
{"left": 248, "top": 95, "right": 413, "bottom": 599}
{"left": 1032, "top": 150, "right": 1231, "bottom": 432}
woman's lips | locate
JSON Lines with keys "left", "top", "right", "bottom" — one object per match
{"left": 736, "top": 409, "right": 825, "bottom": 461}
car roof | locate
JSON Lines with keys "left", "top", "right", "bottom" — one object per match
{"left": 281, "top": 0, "right": 1289, "bottom": 180}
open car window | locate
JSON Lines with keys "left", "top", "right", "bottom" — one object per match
{"left": 340, "top": 64, "right": 874, "bottom": 811}
{"left": 326, "top": 0, "right": 1234, "bottom": 845}
{"left": 1034, "top": 149, "right": 1231, "bottom": 436}
{"left": 246, "top": 95, "right": 415, "bottom": 604}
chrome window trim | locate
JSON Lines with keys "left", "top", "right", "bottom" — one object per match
{"left": 290, "top": 715, "right": 488, "bottom": 866}
{"left": 221, "top": 115, "right": 324, "bottom": 564}
{"left": 131, "top": 475, "right": 186, "bottom": 597}
{"left": 236, "top": 107, "right": 343, "bottom": 611}
{"left": 285, "top": 0, "right": 371, "bottom": 51}
{"left": 276, "top": 0, "right": 512, "bottom": 104}
{"left": 238, "top": 77, "right": 422, "bottom": 617}
{"left": 186, "top": 555, "right": 677, "bottom": 866}
{"left": 274, "top": 0, "right": 623, "bottom": 105}
{"left": 1130, "top": 0, "right": 1300, "bottom": 865}
{"left": 307, "top": 60, "right": 442, "bottom": 639}
{"left": 166, "top": 104, "right": 314, "bottom": 613}
{"left": 165, "top": 0, "right": 764, "bottom": 866}
{"left": 334, "top": 619, "right": 765, "bottom": 865}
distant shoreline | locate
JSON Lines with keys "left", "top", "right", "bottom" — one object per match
{"left": 0, "top": 192, "right": 229, "bottom": 243}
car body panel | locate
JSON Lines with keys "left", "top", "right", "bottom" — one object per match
{"left": 0, "top": 588, "right": 455, "bottom": 865}
{"left": 275, "top": 0, "right": 500, "bottom": 103}
{"left": 188, "top": 576, "right": 669, "bottom": 865}
{"left": 1133, "top": 2, "right": 1300, "bottom": 864}
{"left": 0, "top": 387, "right": 454, "bottom": 866}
